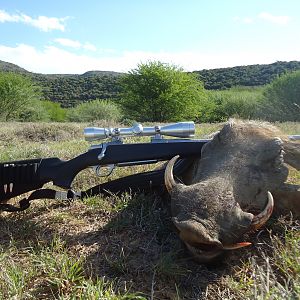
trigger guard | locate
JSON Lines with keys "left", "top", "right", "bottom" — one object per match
{"left": 95, "top": 164, "right": 115, "bottom": 177}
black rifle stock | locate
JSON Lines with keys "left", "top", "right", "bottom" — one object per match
{"left": 0, "top": 140, "right": 207, "bottom": 204}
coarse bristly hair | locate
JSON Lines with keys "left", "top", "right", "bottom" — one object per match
{"left": 226, "top": 118, "right": 285, "bottom": 140}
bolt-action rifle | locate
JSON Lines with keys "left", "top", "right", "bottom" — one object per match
{"left": 0, "top": 122, "right": 209, "bottom": 212}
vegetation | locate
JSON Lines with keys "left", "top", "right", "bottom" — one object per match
{"left": 0, "top": 60, "right": 299, "bottom": 298}
{"left": 66, "top": 99, "right": 122, "bottom": 123}
{"left": 16, "top": 100, "right": 68, "bottom": 122}
{"left": 1, "top": 60, "right": 300, "bottom": 123}
{"left": 0, "top": 60, "right": 121, "bottom": 107}
{"left": 258, "top": 70, "right": 300, "bottom": 122}
{"left": 120, "top": 61, "right": 207, "bottom": 122}
{"left": 0, "top": 72, "right": 42, "bottom": 121}
{"left": 17, "top": 98, "right": 50, "bottom": 122}
{"left": 201, "top": 87, "right": 264, "bottom": 122}
{"left": 41, "top": 100, "right": 67, "bottom": 122}
{"left": 197, "top": 70, "right": 300, "bottom": 123}
{"left": 194, "top": 60, "right": 300, "bottom": 89}
{"left": 0, "top": 122, "right": 299, "bottom": 299}
{"left": 35, "top": 73, "right": 121, "bottom": 107}
{"left": 2, "top": 60, "right": 300, "bottom": 108}
{"left": 0, "top": 70, "right": 123, "bottom": 123}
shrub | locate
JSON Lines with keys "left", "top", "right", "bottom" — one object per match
{"left": 258, "top": 71, "right": 300, "bottom": 121}
{"left": 42, "top": 100, "right": 66, "bottom": 122}
{"left": 66, "top": 99, "right": 122, "bottom": 122}
{"left": 17, "top": 98, "right": 50, "bottom": 122}
{"left": 202, "top": 87, "right": 263, "bottom": 122}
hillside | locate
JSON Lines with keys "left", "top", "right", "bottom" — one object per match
{"left": 0, "top": 60, "right": 30, "bottom": 74}
{"left": 0, "top": 60, "right": 122, "bottom": 107}
{"left": 33, "top": 73, "right": 122, "bottom": 107}
{"left": 193, "top": 61, "right": 300, "bottom": 89}
{"left": 1, "top": 60, "right": 300, "bottom": 107}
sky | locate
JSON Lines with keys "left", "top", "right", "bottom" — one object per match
{"left": 0, "top": 0, "right": 300, "bottom": 74}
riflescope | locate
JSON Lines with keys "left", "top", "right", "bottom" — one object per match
{"left": 84, "top": 121, "right": 195, "bottom": 141}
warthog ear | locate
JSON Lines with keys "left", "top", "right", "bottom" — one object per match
{"left": 283, "top": 141, "right": 300, "bottom": 170}
{"left": 172, "top": 217, "right": 222, "bottom": 247}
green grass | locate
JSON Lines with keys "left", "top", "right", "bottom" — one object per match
{"left": 0, "top": 121, "right": 299, "bottom": 299}
{"left": 219, "top": 219, "right": 300, "bottom": 299}
{"left": 0, "top": 236, "right": 146, "bottom": 299}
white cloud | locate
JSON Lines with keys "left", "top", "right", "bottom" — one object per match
{"left": 0, "top": 9, "right": 67, "bottom": 31}
{"left": 233, "top": 16, "right": 253, "bottom": 24}
{"left": 258, "top": 12, "right": 290, "bottom": 25}
{"left": 0, "top": 43, "right": 299, "bottom": 74}
{"left": 83, "top": 42, "right": 97, "bottom": 51}
{"left": 0, "top": 9, "right": 19, "bottom": 22}
{"left": 55, "top": 38, "right": 82, "bottom": 48}
{"left": 54, "top": 38, "right": 97, "bottom": 51}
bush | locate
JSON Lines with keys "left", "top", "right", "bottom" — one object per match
{"left": 17, "top": 98, "right": 50, "bottom": 122}
{"left": 258, "top": 71, "right": 300, "bottom": 121}
{"left": 66, "top": 99, "right": 122, "bottom": 122}
{"left": 202, "top": 87, "right": 263, "bottom": 122}
{"left": 120, "top": 61, "right": 207, "bottom": 122}
{"left": 42, "top": 101, "right": 66, "bottom": 122}
{"left": 16, "top": 99, "right": 67, "bottom": 122}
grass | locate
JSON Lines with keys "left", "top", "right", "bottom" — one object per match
{"left": 0, "top": 121, "right": 299, "bottom": 299}
{"left": 217, "top": 218, "right": 300, "bottom": 299}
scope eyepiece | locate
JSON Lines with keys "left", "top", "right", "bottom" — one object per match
{"left": 84, "top": 122, "right": 195, "bottom": 142}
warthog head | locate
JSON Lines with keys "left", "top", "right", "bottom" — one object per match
{"left": 165, "top": 120, "right": 300, "bottom": 263}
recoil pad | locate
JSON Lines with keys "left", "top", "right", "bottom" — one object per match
{"left": 0, "top": 159, "right": 43, "bottom": 202}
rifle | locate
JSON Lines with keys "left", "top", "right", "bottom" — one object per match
{"left": 0, "top": 122, "right": 208, "bottom": 212}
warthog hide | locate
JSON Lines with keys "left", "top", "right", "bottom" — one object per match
{"left": 165, "top": 120, "right": 300, "bottom": 263}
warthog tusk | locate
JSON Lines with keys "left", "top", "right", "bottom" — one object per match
{"left": 222, "top": 242, "right": 252, "bottom": 250}
{"left": 250, "top": 191, "right": 274, "bottom": 230}
{"left": 164, "top": 155, "right": 180, "bottom": 193}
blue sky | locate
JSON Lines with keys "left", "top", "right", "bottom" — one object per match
{"left": 0, "top": 0, "right": 299, "bottom": 73}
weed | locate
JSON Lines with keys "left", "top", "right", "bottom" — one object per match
{"left": 104, "top": 247, "right": 130, "bottom": 276}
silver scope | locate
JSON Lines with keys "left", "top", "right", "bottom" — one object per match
{"left": 84, "top": 121, "right": 195, "bottom": 141}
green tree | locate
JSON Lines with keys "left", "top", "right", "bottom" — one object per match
{"left": 120, "top": 61, "right": 207, "bottom": 122}
{"left": 0, "top": 72, "right": 41, "bottom": 121}
{"left": 258, "top": 71, "right": 300, "bottom": 121}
